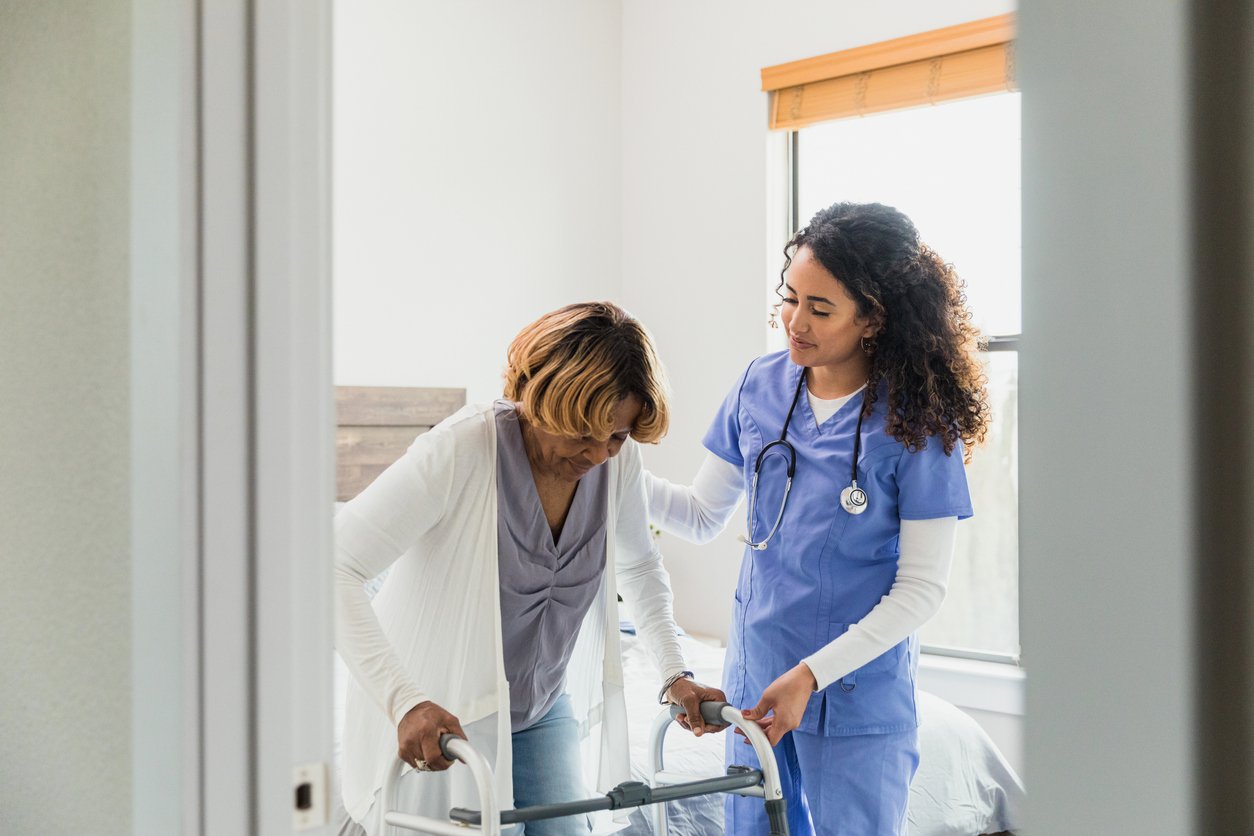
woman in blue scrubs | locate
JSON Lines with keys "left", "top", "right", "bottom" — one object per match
{"left": 648, "top": 202, "right": 992, "bottom": 835}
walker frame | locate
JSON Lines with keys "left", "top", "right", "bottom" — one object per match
{"left": 376, "top": 700, "right": 788, "bottom": 835}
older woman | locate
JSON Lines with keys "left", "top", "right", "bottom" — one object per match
{"left": 335, "top": 302, "right": 724, "bottom": 835}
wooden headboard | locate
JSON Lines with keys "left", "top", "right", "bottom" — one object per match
{"left": 335, "top": 386, "right": 467, "bottom": 502}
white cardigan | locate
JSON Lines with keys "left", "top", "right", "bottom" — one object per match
{"left": 334, "top": 403, "right": 688, "bottom": 828}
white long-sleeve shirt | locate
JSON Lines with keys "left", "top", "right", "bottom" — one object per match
{"left": 645, "top": 451, "right": 956, "bottom": 691}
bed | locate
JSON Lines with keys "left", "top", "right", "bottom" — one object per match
{"left": 332, "top": 386, "right": 1026, "bottom": 835}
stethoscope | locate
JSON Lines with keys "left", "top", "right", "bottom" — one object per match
{"left": 737, "top": 369, "right": 869, "bottom": 552}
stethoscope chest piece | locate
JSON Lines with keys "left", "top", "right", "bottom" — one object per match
{"left": 840, "top": 483, "right": 869, "bottom": 515}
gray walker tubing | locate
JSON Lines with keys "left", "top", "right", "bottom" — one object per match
{"left": 376, "top": 700, "right": 788, "bottom": 836}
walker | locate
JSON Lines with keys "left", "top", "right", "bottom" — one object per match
{"left": 377, "top": 700, "right": 788, "bottom": 836}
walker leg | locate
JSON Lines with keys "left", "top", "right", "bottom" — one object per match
{"left": 765, "top": 797, "right": 789, "bottom": 836}
{"left": 649, "top": 705, "right": 672, "bottom": 835}
{"left": 652, "top": 799, "right": 667, "bottom": 836}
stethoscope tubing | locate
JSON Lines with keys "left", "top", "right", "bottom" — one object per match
{"left": 739, "top": 367, "right": 868, "bottom": 550}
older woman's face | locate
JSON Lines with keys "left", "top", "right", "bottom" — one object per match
{"left": 526, "top": 395, "right": 642, "bottom": 482}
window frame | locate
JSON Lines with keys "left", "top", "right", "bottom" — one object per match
{"left": 785, "top": 107, "right": 1023, "bottom": 668}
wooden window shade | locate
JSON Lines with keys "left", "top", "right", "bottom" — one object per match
{"left": 761, "top": 14, "right": 1016, "bottom": 131}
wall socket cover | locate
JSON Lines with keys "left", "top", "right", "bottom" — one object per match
{"left": 293, "top": 761, "right": 329, "bottom": 830}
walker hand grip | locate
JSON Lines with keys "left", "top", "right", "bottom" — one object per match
{"left": 439, "top": 733, "right": 463, "bottom": 762}
{"left": 669, "top": 700, "right": 731, "bottom": 726}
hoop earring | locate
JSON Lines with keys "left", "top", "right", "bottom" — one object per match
{"left": 861, "top": 335, "right": 877, "bottom": 355}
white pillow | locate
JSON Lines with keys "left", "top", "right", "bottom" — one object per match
{"left": 908, "top": 691, "right": 1026, "bottom": 836}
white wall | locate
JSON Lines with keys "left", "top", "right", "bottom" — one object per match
{"left": 619, "top": 0, "right": 1015, "bottom": 641}
{"left": 333, "top": 0, "right": 624, "bottom": 405}
{"left": 334, "top": 0, "right": 1025, "bottom": 769}
{"left": 334, "top": 0, "right": 1017, "bottom": 637}
{"left": 0, "top": 2, "right": 132, "bottom": 831}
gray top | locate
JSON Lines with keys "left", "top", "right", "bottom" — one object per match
{"left": 494, "top": 401, "right": 608, "bottom": 732}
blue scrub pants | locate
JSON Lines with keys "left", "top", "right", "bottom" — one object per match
{"left": 510, "top": 694, "right": 591, "bottom": 835}
{"left": 725, "top": 725, "right": 919, "bottom": 836}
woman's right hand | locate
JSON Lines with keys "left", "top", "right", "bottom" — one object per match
{"left": 397, "top": 700, "right": 467, "bottom": 772}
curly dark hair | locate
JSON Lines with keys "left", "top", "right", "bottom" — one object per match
{"left": 778, "top": 202, "right": 991, "bottom": 460}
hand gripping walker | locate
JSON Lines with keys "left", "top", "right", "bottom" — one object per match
{"left": 377, "top": 700, "right": 788, "bottom": 836}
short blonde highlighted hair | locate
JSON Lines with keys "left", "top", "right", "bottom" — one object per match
{"left": 503, "top": 302, "right": 669, "bottom": 444}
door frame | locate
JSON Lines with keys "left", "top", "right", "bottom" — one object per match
{"left": 130, "top": 1, "right": 335, "bottom": 832}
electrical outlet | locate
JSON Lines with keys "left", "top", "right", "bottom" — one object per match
{"left": 292, "top": 761, "right": 328, "bottom": 830}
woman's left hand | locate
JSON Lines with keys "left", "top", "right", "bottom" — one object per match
{"left": 740, "top": 663, "right": 818, "bottom": 747}
{"left": 667, "top": 677, "right": 729, "bottom": 736}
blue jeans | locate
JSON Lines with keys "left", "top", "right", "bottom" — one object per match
{"left": 510, "top": 694, "right": 591, "bottom": 835}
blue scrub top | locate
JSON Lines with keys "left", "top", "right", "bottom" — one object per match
{"left": 704, "top": 351, "right": 972, "bottom": 736}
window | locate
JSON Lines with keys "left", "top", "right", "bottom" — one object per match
{"left": 767, "top": 18, "right": 1020, "bottom": 662}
